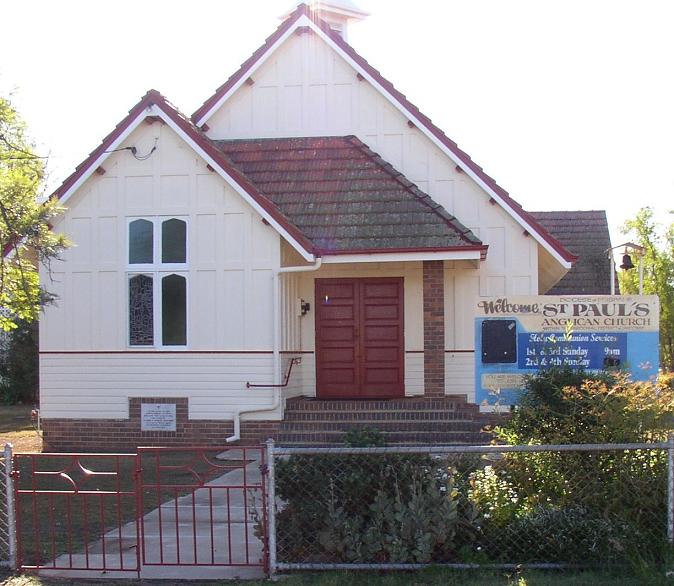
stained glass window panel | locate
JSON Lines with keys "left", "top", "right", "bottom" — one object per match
{"left": 162, "top": 219, "right": 186, "bottom": 264}
{"left": 162, "top": 274, "right": 186, "bottom": 346}
{"left": 129, "top": 274, "right": 153, "bottom": 345}
{"left": 129, "top": 219, "right": 153, "bottom": 264}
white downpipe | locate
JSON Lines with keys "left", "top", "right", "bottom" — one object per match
{"left": 226, "top": 257, "right": 323, "bottom": 443}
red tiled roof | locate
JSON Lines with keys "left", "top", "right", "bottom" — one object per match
{"left": 216, "top": 136, "right": 487, "bottom": 256}
{"left": 192, "top": 3, "right": 577, "bottom": 265}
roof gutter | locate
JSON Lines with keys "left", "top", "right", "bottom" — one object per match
{"left": 320, "top": 246, "right": 488, "bottom": 264}
{"left": 225, "top": 257, "right": 323, "bottom": 443}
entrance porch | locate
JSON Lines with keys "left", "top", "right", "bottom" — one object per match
{"left": 274, "top": 258, "right": 489, "bottom": 445}
{"left": 282, "top": 259, "right": 476, "bottom": 402}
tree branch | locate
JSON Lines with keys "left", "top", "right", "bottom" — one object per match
{"left": 0, "top": 132, "right": 49, "bottom": 159}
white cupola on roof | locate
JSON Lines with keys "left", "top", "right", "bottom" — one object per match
{"left": 282, "top": 1, "right": 369, "bottom": 40}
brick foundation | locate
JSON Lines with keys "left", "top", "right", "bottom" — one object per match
{"left": 42, "top": 397, "right": 280, "bottom": 452}
{"left": 423, "top": 260, "right": 445, "bottom": 397}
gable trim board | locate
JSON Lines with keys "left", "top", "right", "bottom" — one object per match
{"left": 192, "top": 4, "right": 576, "bottom": 270}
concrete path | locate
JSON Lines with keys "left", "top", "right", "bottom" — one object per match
{"left": 39, "top": 452, "right": 266, "bottom": 580}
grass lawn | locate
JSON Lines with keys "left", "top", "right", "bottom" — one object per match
{"left": 0, "top": 567, "right": 672, "bottom": 585}
{"left": 0, "top": 405, "right": 41, "bottom": 453}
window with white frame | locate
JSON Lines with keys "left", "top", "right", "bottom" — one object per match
{"left": 127, "top": 217, "right": 188, "bottom": 347}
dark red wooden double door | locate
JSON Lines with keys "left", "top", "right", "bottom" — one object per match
{"left": 315, "top": 278, "right": 404, "bottom": 399}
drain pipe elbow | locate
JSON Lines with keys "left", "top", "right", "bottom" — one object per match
{"left": 278, "top": 256, "right": 323, "bottom": 275}
{"left": 226, "top": 389, "right": 282, "bottom": 443}
{"left": 226, "top": 411, "right": 242, "bottom": 443}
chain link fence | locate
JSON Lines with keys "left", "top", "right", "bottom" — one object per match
{"left": 267, "top": 440, "right": 674, "bottom": 572}
{"left": 0, "top": 444, "right": 15, "bottom": 568}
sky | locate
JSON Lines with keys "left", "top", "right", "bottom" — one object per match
{"left": 2, "top": 0, "right": 673, "bottom": 249}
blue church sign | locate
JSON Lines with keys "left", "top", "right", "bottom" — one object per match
{"left": 475, "top": 296, "right": 660, "bottom": 408}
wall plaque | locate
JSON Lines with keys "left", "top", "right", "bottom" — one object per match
{"left": 141, "top": 403, "right": 177, "bottom": 432}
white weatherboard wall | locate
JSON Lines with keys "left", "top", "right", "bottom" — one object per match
{"left": 40, "top": 121, "right": 281, "bottom": 420}
{"left": 204, "top": 30, "right": 539, "bottom": 399}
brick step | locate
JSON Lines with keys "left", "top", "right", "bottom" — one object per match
{"left": 284, "top": 409, "right": 482, "bottom": 422}
{"left": 284, "top": 398, "right": 480, "bottom": 413}
{"left": 281, "top": 420, "right": 484, "bottom": 433}
{"left": 277, "top": 430, "right": 490, "bottom": 446}
{"left": 278, "top": 396, "right": 493, "bottom": 446}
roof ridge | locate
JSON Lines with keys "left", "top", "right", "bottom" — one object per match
{"left": 344, "top": 136, "right": 483, "bottom": 247}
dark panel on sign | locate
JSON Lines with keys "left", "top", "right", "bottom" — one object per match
{"left": 482, "top": 320, "right": 517, "bottom": 364}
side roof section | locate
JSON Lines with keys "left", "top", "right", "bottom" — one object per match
{"left": 192, "top": 3, "right": 577, "bottom": 268}
{"left": 51, "top": 89, "right": 317, "bottom": 261}
{"left": 530, "top": 210, "right": 615, "bottom": 295}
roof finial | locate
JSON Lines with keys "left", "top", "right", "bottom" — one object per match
{"left": 283, "top": 1, "right": 369, "bottom": 40}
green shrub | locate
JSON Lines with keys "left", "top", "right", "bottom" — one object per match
{"left": 497, "top": 504, "right": 635, "bottom": 563}
{"left": 276, "top": 454, "right": 465, "bottom": 563}
{"left": 344, "top": 427, "right": 385, "bottom": 447}
{"left": 471, "top": 369, "right": 674, "bottom": 565}
{"left": 468, "top": 464, "right": 521, "bottom": 527}
{"left": 496, "top": 367, "right": 674, "bottom": 445}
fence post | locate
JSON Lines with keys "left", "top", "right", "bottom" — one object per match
{"left": 4, "top": 444, "right": 15, "bottom": 570}
{"left": 668, "top": 434, "right": 674, "bottom": 545}
{"left": 266, "top": 438, "right": 277, "bottom": 577}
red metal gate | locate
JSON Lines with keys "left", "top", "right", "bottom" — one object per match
{"left": 14, "top": 446, "right": 268, "bottom": 576}
{"left": 137, "top": 446, "right": 267, "bottom": 570}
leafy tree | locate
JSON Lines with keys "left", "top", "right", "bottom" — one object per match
{"left": 619, "top": 207, "right": 674, "bottom": 371}
{"left": 0, "top": 319, "right": 38, "bottom": 403}
{"left": 0, "top": 95, "right": 67, "bottom": 330}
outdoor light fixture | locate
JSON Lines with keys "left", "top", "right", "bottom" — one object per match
{"left": 607, "top": 242, "right": 645, "bottom": 295}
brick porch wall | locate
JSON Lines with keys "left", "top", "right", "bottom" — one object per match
{"left": 41, "top": 397, "right": 280, "bottom": 452}
{"left": 423, "top": 260, "right": 445, "bottom": 397}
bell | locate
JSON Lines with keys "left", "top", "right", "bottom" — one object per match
{"left": 620, "top": 253, "right": 635, "bottom": 270}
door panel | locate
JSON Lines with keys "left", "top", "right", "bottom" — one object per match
{"left": 315, "top": 278, "right": 404, "bottom": 399}
{"left": 315, "top": 280, "right": 359, "bottom": 398}
{"left": 359, "top": 279, "right": 404, "bottom": 398}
